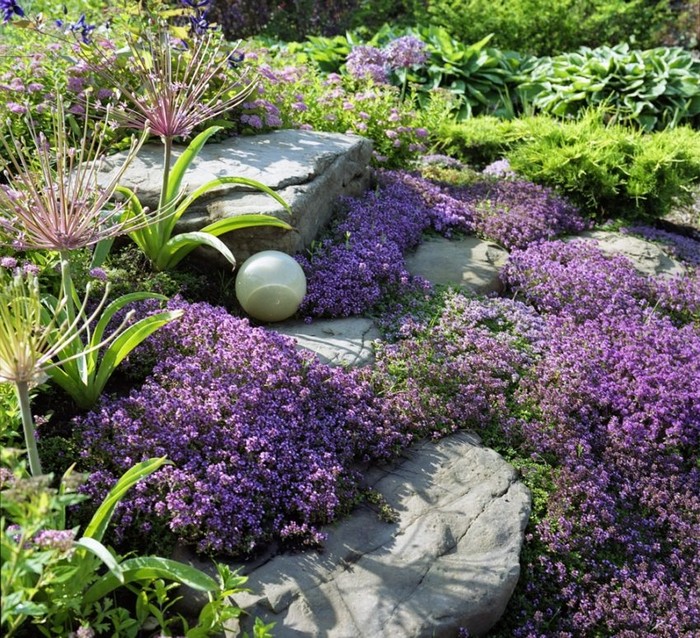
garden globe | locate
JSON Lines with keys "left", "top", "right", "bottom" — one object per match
{"left": 235, "top": 250, "right": 307, "bottom": 322}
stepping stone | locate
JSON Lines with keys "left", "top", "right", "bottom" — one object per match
{"left": 98, "top": 130, "right": 372, "bottom": 265}
{"left": 229, "top": 431, "right": 530, "bottom": 637}
{"left": 268, "top": 317, "right": 380, "bottom": 367}
{"left": 405, "top": 235, "right": 509, "bottom": 294}
{"left": 573, "top": 230, "right": 687, "bottom": 277}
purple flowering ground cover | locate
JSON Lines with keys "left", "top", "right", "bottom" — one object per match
{"left": 75, "top": 298, "right": 412, "bottom": 554}
{"left": 70, "top": 167, "right": 700, "bottom": 635}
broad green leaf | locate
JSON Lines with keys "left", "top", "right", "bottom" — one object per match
{"left": 168, "top": 175, "right": 290, "bottom": 240}
{"left": 165, "top": 125, "right": 223, "bottom": 206}
{"left": 201, "top": 214, "right": 293, "bottom": 237}
{"left": 156, "top": 231, "right": 238, "bottom": 271}
{"left": 83, "top": 457, "right": 169, "bottom": 542}
{"left": 83, "top": 556, "right": 219, "bottom": 604}
{"left": 89, "top": 292, "right": 169, "bottom": 356}
{"left": 93, "top": 310, "right": 184, "bottom": 395}
{"left": 74, "top": 537, "right": 124, "bottom": 583}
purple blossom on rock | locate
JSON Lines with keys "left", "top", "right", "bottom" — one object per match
{"left": 621, "top": 224, "right": 700, "bottom": 267}
{"left": 367, "top": 292, "right": 546, "bottom": 440}
{"left": 297, "top": 171, "right": 433, "bottom": 318}
{"left": 502, "top": 239, "right": 655, "bottom": 321}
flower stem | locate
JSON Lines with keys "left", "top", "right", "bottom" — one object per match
{"left": 159, "top": 136, "right": 173, "bottom": 223}
{"left": 16, "top": 381, "right": 42, "bottom": 476}
{"left": 59, "top": 251, "right": 75, "bottom": 327}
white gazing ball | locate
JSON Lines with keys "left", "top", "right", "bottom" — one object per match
{"left": 235, "top": 250, "right": 307, "bottom": 322}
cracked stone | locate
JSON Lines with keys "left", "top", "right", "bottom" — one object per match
{"left": 228, "top": 431, "right": 531, "bottom": 637}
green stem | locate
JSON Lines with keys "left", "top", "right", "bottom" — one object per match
{"left": 16, "top": 381, "right": 42, "bottom": 476}
{"left": 59, "top": 251, "right": 75, "bottom": 327}
{"left": 158, "top": 136, "right": 173, "bottom": 225}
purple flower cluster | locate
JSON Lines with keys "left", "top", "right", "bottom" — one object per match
{"left": 1, "top": 0, "right": 23, "bottom": 23}
{"left": 346, "top": 45, "right": 389, "bottom": 84}
{"left": 383, "top": 36, "right": 429, "bottom": 70}
{"left": 345, "top": 36, "right": 428, "bottom": 84}
{"left": 503, "top": 239, "right": 655, "bottom": 321}
{"left": 470, "top": 180, "right": 589, "bottom": 250}
{"left": 296, "top": 171, "right": 433, "bottom": 317}
{"left": 367, "top": 293, "right": 545, "bottom": 440}
{"left": 298, "top": 171, "right": 592, "bottom": 319}
{"left": 75, "top": 298, "right": 410, "bottom": 555}
{"left": 503, "top": 237, "right": 700, "bottom": 325}
{"left": 389, "top": 172, "right": 588, "bottom": 248}
{"left": 513, "top": 312, "right": 700, "bottom": 636}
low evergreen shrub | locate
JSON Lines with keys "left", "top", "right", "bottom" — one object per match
{"left": 435, "top": 113, "right": 700, "bottom": 220}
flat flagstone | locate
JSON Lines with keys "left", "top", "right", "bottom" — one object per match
{"left": 405, "top": 235, "right": 509, "bottom": 293}
{"left": 230, "top": 431, "right": 531, "bottom": 638}
{"left": 571, "top": 230, "right": 687, "bottom": 277}
{"left": 268, "top": 317, "right": 380, "bottom": 367}
{"left": 98, "top": 130, "right": 372, "bottom": 265}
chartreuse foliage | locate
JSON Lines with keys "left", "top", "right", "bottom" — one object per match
{"left": 435, "top": 112, "right": 700, "bottom": 220}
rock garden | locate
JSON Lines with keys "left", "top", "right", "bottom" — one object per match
{"left": 1, "top": 1, "right": 699, "bottom": 637}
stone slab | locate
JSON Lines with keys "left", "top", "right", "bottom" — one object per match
{"left": 268, "top": 317, "right": 380, "bottom": 367}
{"left": 404, "top": 235, "right": 509, "bottom": 294}
{"left": 227, "top": 432, "right": 530, "bottom": 638}
{"left": 573, "top": 230, "right": 687, "bottom": 277}
{"left": 99, "top": 130, "right": 373, "bottom": 265}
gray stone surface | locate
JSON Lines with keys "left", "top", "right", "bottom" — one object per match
{"left": 573, "top": 230, "right": 687, "bottom": 277}
{"left": 225, "top": 432, "right": 530, "bottom": 638}
{"left": 99, "top": 130, "right": 372, "bottom": 265}
{"left": 404, "top": 235, "right": 509, "bottom": 294}
{"left": 269, "top": 317, "right": 380, "bottom": 367}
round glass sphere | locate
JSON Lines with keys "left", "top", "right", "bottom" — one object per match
{"left": 235, "top": 250, "right": 307, "bottom": 322}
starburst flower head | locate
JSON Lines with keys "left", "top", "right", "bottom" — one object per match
{"left": 0, "top": 96, "right": 148, "bottom": 252}
{"left": 0, "top": 270, "right": 79, "bottom": 386}
{"left": 96, "top": 27, "right": 255, "bottom": 140}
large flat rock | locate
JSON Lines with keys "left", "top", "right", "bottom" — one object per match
{"left": 405, "top": 235, "right": 509, "bottom": 294}
{"left": 268, "top": 317, "right": 380, "bottom": 367}
{"left": 229, "top": 431, "right": 530, "bottom": 637}
{"left": 572, "top": 230, "right": 687, "bottom": 277}
{"left": 99, "top": 130, "right": 372, "bottom": 265}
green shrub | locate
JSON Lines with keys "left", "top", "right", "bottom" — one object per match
{"left": 412, "top": 0, "right": 674, "bottom": 57}
{"left": 505, "top": 113, "right": 700, "bottom": 220}
{"left": 434, "top": 112, "right": 700, "bottom": 221}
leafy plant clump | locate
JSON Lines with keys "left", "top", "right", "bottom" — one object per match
{"left": 519, "top": 44, "right": 700, "bottom": 130}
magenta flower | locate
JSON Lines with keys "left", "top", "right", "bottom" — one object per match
{"left": 90, "top": 28, "right": 254, "bottom": 140}
{"left": 0, "top": 97, "right": 147, "bottom": 252}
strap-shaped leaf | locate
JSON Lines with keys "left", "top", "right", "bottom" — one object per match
{"left": 92, "top": 309, "right": 184, "bottom": 396}
{"left": 83, "top": 556, "right": 219, "bottom": 604}
{"left": 83, "top": 457, "right": 169, "bottom": 542}
{"left": 74, "top": 537, "right": 124, "bottom": 583}
{"left": 89, "top": 292, "right": 168, "bottom": 355}
{"left": 156, "top": 231, "right": 237, "bottom": 271}
{"left": 165, "top": 125, "right": 223, "bottom": 206}
{"left": 200, "top": 213, "right": 293, "bottom": 237}
{"left": 167, "top": 175, "right": 290, "bottom": 240}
